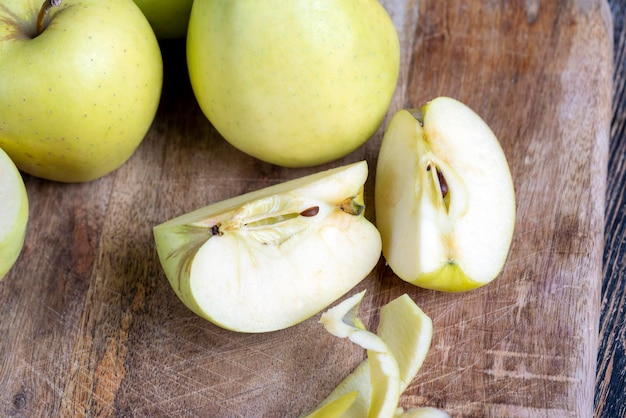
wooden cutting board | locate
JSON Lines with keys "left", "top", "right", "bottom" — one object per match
{"left": 0, "top": 0, "right": 613, "bottom": 416}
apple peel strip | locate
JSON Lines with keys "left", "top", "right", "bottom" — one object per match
{"left": 302, "top": 290, "right": 450, "bottom": 418}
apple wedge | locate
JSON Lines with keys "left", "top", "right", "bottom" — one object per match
{"left": 0, "top": 147, "right": 28, "bottom": 280}
{"left": 153, "top": 161, "right": 382, "bottom": 333}
{"left": 375, "top": 97, "right": 516, "bottom": 292}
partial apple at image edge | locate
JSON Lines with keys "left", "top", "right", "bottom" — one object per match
{"left": 0, "top": 147, "right": 29, "bottom": 281}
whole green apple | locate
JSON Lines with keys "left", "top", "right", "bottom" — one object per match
{"left": 133, "top": 0, "right": 193, "bottom": 39}
{"left": 0, "top": 147, "right": 28, "bottom": 281}
{"left": 187, "top": 0, "right": 400, "bottom": 167}
{"left": 0, "top": 0, "right": 163, "bottom": 183}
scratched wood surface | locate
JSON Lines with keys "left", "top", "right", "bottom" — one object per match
{"left": 0, "top": 0, "right": 614, "bottom": 417}
{"left": 595, "top": 0, "right": 626, "bottom": 416}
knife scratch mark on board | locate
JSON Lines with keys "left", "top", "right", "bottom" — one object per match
{"left": 485, "top": 349, "right": 580, "bottom": 382}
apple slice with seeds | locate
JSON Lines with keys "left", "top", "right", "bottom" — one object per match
{"left": 375, "top": 97, "right": 516, "bottom": 292}
{"left": 153, "top": 161, "right": 381, "bottom": 333}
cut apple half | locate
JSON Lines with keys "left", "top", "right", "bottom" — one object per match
{"left": 375, "top": 97, "right": 516, "bottom": 292}
{"left": 153, "top": 161, "right": 382, "bottom": 333}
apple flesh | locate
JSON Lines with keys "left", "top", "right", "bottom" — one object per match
{"left": 186, "top": 0, "right": 400, "bottom": 167}
{"left": 0, "top": 0, "right": 162, "bottom": 182}
{"left": 0, "top": 147, "right": 28, "bottom": 280}
{"left": 153, "top": 161, "right": 382, "bottom": 333}
{"left": 375, "top": 97, "right": 516, "bottom": 292}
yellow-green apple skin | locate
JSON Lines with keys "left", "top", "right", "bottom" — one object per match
{"left": 153, "top": 161, "right": 382, "bottom": 333}
{"left": 303, "top": 291, "right": 435, "bottom": 418}
{"left": 133, "top": 0, "right": 193, "bottom": 39}
{"left": 0, "top": 0, "right": 163, "bottom": 183}
{"left": 0, "top": 147, "right": 28, "bottom": 280}
{"left": 186, "top": 0, "right": 400, "bottom": 167}
{"left": 375, "top": 97, "right": 516, "bottom": 292}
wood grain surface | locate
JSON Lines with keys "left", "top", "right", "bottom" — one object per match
{"left": 0, "top": 0, "right": 615, "bottom": 417}
{"left": 595, "top": 0, "right": 626, "bottom": 416}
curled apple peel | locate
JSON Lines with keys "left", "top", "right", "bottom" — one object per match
{"left": 302, "top": 291, "right": 448, "bottom": 418}
{"left": 318, "top": 290, "right": 401, "bottom": 418}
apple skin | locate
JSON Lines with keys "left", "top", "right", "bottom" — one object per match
{"left": 0, "top": 147, "right": 28, "bottom": 281}
{"left": 187, "top": 0, "right": 400, "bottom": 167}
{"left": 400, "top": 264, "right": 484, "bottom": 293}
{"left": 0, "top": 0, "right": 163, "bottom": 183}
{"left": 133, "top": 0, "right": 193, "bottom": 39}
{"left": 375, "top": 98, "right": 516, "bottom": 292}
{"left": 304, "top": 292, "right": 435, "bottom": 418}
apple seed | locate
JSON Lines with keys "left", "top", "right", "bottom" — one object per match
{"left": 436, "top": 168, "right": 449, "bottom": 199}
{"left": 426, "top": 163, "right": 450, "bottom": 205}
{"left": 300, "top": 206, "right": 320, "bottom": 217}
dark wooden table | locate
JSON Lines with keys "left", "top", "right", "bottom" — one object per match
{"left": 595, "top": 0, "right": 626, "bottom": 417}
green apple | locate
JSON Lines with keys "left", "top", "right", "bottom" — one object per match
{"left": 153, "top": 161, "right": 382, "bottom": 333}
{"left": 0, "top": 0, "right": 163, "bottom": 183}
{"left": 0, "top": 147, "right": 28, "bottom": 280}
{"left": 133, "top": 0, "right": 193, "bottom": 39}
{"left": 375, "top": 97, "right": 516, "bottom": 292}
{"left": 187, "top": 0, "right": 400, "bottom": 167}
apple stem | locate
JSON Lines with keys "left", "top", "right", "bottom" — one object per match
{"left": 340, "top": 198, "right": 364, "bottom": 216}
{"left": 36, "top": 0, "right": 62, "bottom": 36}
